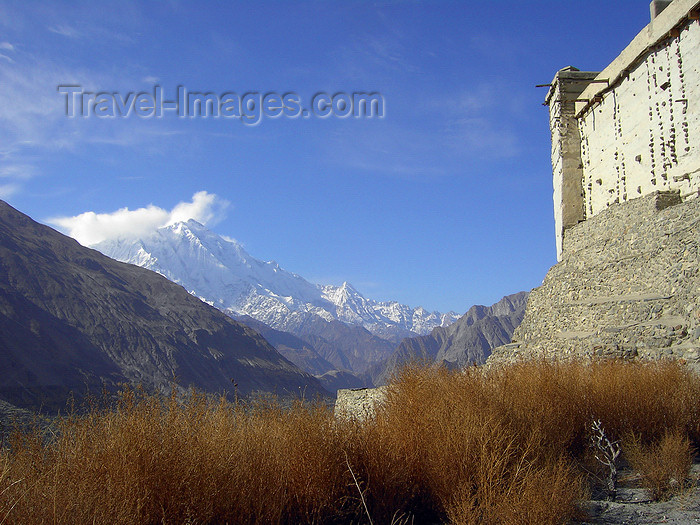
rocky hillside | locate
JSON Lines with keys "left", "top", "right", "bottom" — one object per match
{"left": 489, "top": 191, "right": 700, "bottom": 370}
{"left": 234, "top": 315, "right": 336, "bottom": 376}
{"left": 370, "top": 292, "right": 528, "bottom": 385}
{"left": 0, "top": 201, "right": 326, "bottom": 410}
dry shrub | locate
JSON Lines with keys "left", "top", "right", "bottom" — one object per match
{"left": 624, "top": 430, "right": 695, "bottom": 501}
{"left": 582, "top": 360, "right": 700, "bottom": 445}
{"left": 484, "top": 360, "right": 590, "bottom": 454}
{"left": 0, "top": 389, "right": 355, "bottom": 524}
{"left": 373, "top": 365, "right": 586, "bottom": 524}
{"left": 447, "top": 457, "right": 585, "bottom": 525}
{"left": 0, "top": 359, "right": 697, "bottom": 523}
{"left": 343, "top": 366, "right": 461, "bottom": 522}
{"left": 485, "top": 359, "right": 700, "bottom": 452}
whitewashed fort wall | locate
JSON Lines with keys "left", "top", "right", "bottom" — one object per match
{"left": 546, "top": 0, "right": 700, "bottom": 260}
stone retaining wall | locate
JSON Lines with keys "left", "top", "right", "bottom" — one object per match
{"left": 489, "top": 191, "right": 700, "bottom": 370}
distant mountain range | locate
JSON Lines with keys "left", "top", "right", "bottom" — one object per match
{"left": 0, "top": 201, "right": 325, "bottom": 411}
{"left": 93, "top": 220, "right": 460, "bottom": 339}
{"left": 81, "top": 216, "right": 531, "bottom": 391}
{"left": 368, "top": 292, "right": 529, "bottom": 385}
{"left": 93, "top": 220, "right": 459, "bottom": 375}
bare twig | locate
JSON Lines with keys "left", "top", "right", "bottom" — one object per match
{"left": 344, "top": 451, "right": 373, "bottom": 525}
{"left": 390, "top": 509, "right": 414, "bottom": 525}
{"left": 590, "top": 419, "right": 621, "bottom": 500}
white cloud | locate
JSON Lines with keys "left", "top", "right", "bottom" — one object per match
{"left": 142, "top": 75, "right": 159, "bottom": 83}
{"left": 167, "top": 191, "right": 229, "bottom": 226}
{"left": 0, "top": 164, "right": 35, "bottom": 179}
{"left": 48, "top": 191, "right": 230, "bottom": 246}
{"left": 0, "top": 183, "right": 20, "bottom": 199}
{"left": 0, "top": 42, "right": 14, "bottom": 51}
{"left": 48, "top": 25, "right": 80, "bottom": 38}
{"left": 220, "top": 234, "right": 241, "bottom": 245}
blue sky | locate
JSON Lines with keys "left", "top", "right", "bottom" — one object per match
{"left": 0, "top": 1, "right": 650, "bottom": 313}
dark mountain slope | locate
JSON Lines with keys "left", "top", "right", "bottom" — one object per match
{"left": 236, "top": 315, "right": 374, "bottom": 391}
{"left": 370, "top": 292, "right": 529, "bottom": 385}
{"left": 292, "top": 315, "right": 396, "bottom": 374}
{"left": 0, "top": 200, "right": 325, "bottom": 410}
{"left": 235, "top": 315, "right": 336, "bottom": 376}
{"left": 315, "top": 369, "right": 368, "bottom": 393}
{"left": 237, "top": 311, "right": 397, "bottom": 377}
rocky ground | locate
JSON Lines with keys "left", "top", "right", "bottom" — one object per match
{"left": 575, "top": 462, "right": 700, "bottom": 524}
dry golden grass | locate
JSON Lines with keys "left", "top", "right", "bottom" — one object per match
{"left": 1, "top": 390, "right": 357, "bottom": 524}
{"left": 0, "top": 359, "right": 697, "bottom": 524}
{"left": 624, "top": 430, "right": 696, "bottom": 501}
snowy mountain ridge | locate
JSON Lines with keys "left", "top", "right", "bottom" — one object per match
{"left": 92, "top": 219, "right": 460, "bottom": 337}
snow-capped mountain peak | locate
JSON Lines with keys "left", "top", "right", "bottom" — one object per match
{"left": 92, "top": 222, "right": 460, "bottom": 338}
